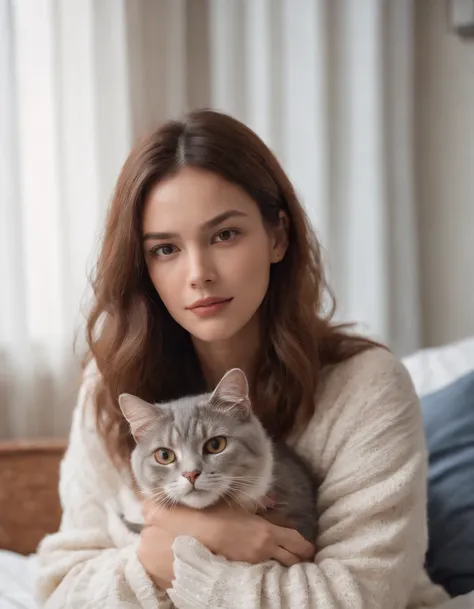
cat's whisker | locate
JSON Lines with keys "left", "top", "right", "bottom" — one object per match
{"left": 228, "top": 486, "right": 261, "bottom": 505}
{"left": 148, "top": 489, "right": 168, "bottom": 501}
{"left": 149, "top": 491, "right": 169, "bottom": 504}
{"left": 153, "top": 492, "right": 171, "bottom": 504}
{"left": 146, "top": 503, "right": 161, "bottom": 520}
{"left": 147, "top": 488, "right": 176, "bottom": 512}
{"left": 228, "top": 486, "right": 256, "bottom": 498}
{"left": 221, "top": 491, "right": 233, "bottom": 508}
{"left": 227, "top": 480, "right": 260, "bottom": 488}
{"left": 148, "top": 487, "right": 167, "bottom": 496}
{"left": 228, "top": 483, "right": 262, "bottom": 491}
{"left": 270, "top": 481, "right": 286, "bottom": 491}
{"left": 225, "top": 491, "right": 253, "bottom": 513}
{"left": 148, "top": 497, "right": 168, "bottom": 509}
{"left": 147, "top": 484, "right": 165, "bottom": 493}
{"left": 213, "top": 475, "right": 261, "bottom": 485}
{"left": 222, "top": 490, "right": 248, "bottom": 511}
{"left": 227, "top": 483, "right": 261, "bottom": 494}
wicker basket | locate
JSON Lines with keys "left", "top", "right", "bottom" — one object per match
{"left": 0, "top": 439, "right": 67, "bottom": 555}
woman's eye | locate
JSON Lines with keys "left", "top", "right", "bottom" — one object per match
{"left": 213, "top": 229, "right": 238, "bottom": 243}
{"left": 151, "top": 244, "right": 177, "bottom": 257}
{"left": 154, "top": 448, "right": 176, "bottom": 464}
{"left": 205, "top": 436, "right": 227, "bottom": 454}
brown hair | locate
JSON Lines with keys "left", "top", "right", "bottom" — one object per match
{"left": 85, "top": 109, "right": 382, "bottom": 466}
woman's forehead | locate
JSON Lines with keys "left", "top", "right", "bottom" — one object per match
{"left": 142, "top": 167, "right": 259, "bottom": 234}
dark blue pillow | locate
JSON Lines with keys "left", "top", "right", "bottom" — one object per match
{"left": 422, "top": 370, "right": 474, "bottom": 597}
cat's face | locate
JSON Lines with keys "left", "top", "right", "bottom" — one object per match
{"left": 119, "top": 369, "right": 273, "bottom": 509}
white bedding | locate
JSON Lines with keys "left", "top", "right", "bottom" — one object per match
{"left": 0, "top": 550, "right": 38, "bottom": 608}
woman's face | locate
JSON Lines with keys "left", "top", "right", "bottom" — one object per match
{"left": 142, "top": 167, "right": 286, "bottom": 343}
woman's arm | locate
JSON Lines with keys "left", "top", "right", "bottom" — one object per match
{"left": 163, "top": 353, "right": 447, "bottom": 609}
{"left": 142, "top": 501, "right": 314, "bottom": 569}
{"left": 35, "top": 368, "right": 172, "bottom": 609}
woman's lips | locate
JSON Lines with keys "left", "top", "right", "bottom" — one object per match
{"left": 187, "top": 297, "right": 233, "bottom": 318}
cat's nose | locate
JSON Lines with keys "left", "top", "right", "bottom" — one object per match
{"left": 182, "top": 470, "right": 201, "bottom": 485}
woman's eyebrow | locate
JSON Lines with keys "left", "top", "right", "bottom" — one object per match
{"left": 204, "top": 209, "right": 248, "bottom": 229}
{"left": 143, "top": 210, "right": 248, "bottom": 242}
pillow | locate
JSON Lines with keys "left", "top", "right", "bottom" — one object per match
{"left": 403, "top": 336, "right": 474, "bottom": 397}
{"left": 422, "top": 370, "right": 474, "bottom": 597}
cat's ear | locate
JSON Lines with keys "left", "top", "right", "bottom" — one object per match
{"left": 211, "top": 368, "right": 251, "bottom": 420}
{"left": 118, "top": 393, "right": 163, "bottom": 442}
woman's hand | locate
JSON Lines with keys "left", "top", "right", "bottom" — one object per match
{"left": 137, "top": 524, "right": 175, "bottom": 591}
{"left": 143, "top": 500, "right": 315, "bottom": 567}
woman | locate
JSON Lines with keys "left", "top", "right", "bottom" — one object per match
{"left": 36, "top": 110, "right": 449, "bottom": 608}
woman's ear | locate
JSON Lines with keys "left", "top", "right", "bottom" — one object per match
{"left": 270, "top": 210, "right": 289, "bottom": 263}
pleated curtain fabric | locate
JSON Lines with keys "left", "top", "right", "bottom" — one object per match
{"left": 0, "top": 0, "right": 420, "bottom": 438}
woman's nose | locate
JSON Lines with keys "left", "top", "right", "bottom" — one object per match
{"left": 188, "top": 249, "right": 216, "bottom": 288}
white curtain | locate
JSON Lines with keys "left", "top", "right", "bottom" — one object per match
{"left": 0, "top": 0, "right": 420, "bottom": 439}
{"left": 0, "top": 0, "right": 133, "bottom": 438}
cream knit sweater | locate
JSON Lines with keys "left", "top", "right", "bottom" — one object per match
{"left": 36, "top": 348, "right": 450, "bottom": 609}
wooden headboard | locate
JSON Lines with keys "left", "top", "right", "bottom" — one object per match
{"left": 0, "top": 439, "right": 67, "bottom": 555}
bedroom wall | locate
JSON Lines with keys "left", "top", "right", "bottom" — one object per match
{"left": 415, "top": 0, "right": 474, "bottom": 347}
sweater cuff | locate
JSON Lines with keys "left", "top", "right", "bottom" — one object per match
{"left": 167, "top": 536, "right": 237, "bottom": 609}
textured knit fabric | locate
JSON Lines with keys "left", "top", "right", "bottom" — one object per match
{"left": 36, "top": 348, "right": 449, "bottom": 609}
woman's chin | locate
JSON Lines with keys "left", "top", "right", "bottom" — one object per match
{"left": 187, "top": 324, "right": 240, "bottom": 344}
{"left": 180, "top": 313, "right": 250, "bottom": 344}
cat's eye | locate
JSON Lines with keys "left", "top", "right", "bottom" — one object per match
{"left": 205, "top": 436, "right": 227, "bottom": 454}
{"left": 154, "top": 448, "right": 176, "bottom": 465}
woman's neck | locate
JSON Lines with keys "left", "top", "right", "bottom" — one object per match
{"left": 192, "top": 315, "right": 261, "bottom": 389}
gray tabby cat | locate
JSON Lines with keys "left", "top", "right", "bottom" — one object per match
{"left": 119, "top": 368, "right": 317, "bottom": 542}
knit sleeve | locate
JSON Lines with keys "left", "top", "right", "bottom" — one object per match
{"left": 167, "top": 352, "right": 448, "bottom": 609}
{"left": 35, "top": 366, "right": 173, "bottom": 609}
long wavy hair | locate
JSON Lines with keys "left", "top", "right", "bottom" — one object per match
{"left": 85, "top": 109, "right": 382, "bottom": 466}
